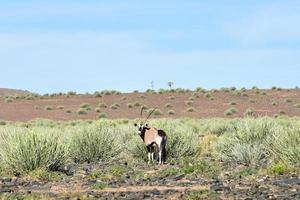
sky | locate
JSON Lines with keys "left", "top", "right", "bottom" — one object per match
{"left": 0, "top": 0, "right": 300, "bottom": 94}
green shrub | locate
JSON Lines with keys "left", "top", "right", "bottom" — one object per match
{"left": 269, "top": 126, "right": 300, "bottom": 166}
{"left": 249, "top": 99, "right": 256, "bottom": 103}
{"left": 4, "top": 98, "right": 13, "bottom": 103}
{"left": 224, "top": 107, "right": 238, "bottom": 116}
{"left": 141, "top": 105, "right": 148, "bottom": 110}
{"left": 110, "top": 103, "right": 119, "bottom": 110}
{"left": 165, "top": 103, "right": 173, "bottom": 109}
{"left": 205, "top": 93, "right": 212, "bottom": 98}
{"left": 67, "top": 91, "right": 76, "bottom": 96}
{"left": 167, "top": 110, "right": 176, "bottom": 115}
{"left": 77, "top": 109, "right": 87, "bottom": 115}
{"left": 168, "top": 96, "right": 175, "bottom": 100}
{"left": 99, "top": 103, "right": 107, "bottom": 108}
{"left": 284, "top": 98, "right": 293, "bottom": 103}
{"left": 189, "top": 96, "right": 195, "bottom": 101}
{"left": 65, "top": 109, "right": 72, "bottom": 114}
{"left": 185, "top": 100, "right": 193, "bottom": 106}
{"left": 133, "top": 101, "right": 141, "bottom": 107}
{"left": 80, "top": 103, "right": 90, "bottom": 109}
{"left": 279, "top": 110, "right": 286, "bottom": 115}
{"left": 272, "top": 100, "right": 278, "bottom": 106}
{"left": 97, "top": 112, "right": 107, "bottom": 119}
{"left": 127, "top": 103, "right": 133, "bottom": 108}
{"left": 234, "top": 167, "right": 257, "bottom": 178}
{"left": 294, "top": 103, "right": 300, "bottom": 109}
{"left": 0, "top": 127, "right": 67, "bottom": 174}
{"left": 187, "top": 107, "right": 195, "bottom": 112}
{"left": 152, "top": 109, "right": 162, "bottom": 116}
{"left": 95, "top": 107, "right": 101, "bottom": 113}
{"left": 216, "top": 118, "right": 273, "bottom": 166}
{"left": 69, "top": 124, "right": 121, "bottom": 163}
{"left": 244, "top": 108, "right": 255, "bottom": 117}
{"left": 229, "top": 101, "right": 236, "bottom": 105}
{"left": 0, "top": 121, "right": 7, "bottom": 126}
{"left": 267, "top": 163, "right": 287, "bottom": 176}
{"left": 93, "top": 92, "right": 102, "bottom": 98}
{"left": 45, "top": 106, "right": 53, "bottom": 111}
{"left": 57, "top": 105, "right": 64, "bottom": 110}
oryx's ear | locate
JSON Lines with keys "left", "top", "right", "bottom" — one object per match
{"left": 134, "top": 123, "right": 138, "bottom": 127}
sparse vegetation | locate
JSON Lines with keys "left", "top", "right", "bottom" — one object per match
{"left": 165, "top": 103, "right": 173, "bottom": 109}
{"left": 95, "top": 107, "right": 101, "bottom": 113}
{"left": 133, "top": 101, "right": 141, "bottom": 107}
{"left": 224, "top": 107, "right": 238, "bottom": 116}
{"left": 127, "top": 103, "right": 133, "bottom": 108}
{"left": 0, "top": 116, "right": 299, "bottom": 199}
{"left": 244, "top": 108, "right": 255, "bottom": 117}
{"left": 272, "top": 100, "right": 278, "bottom": 106}
{"left": 187, "top": 107, "right": 195, "bottom": 112}
{"left": 152, "top": 109, "right": 162, "bottom": 116}
{"left": 229, "top": 101, "right": 236, "bottom": 105}
{"left": 97, "top": 112, "right": 107, "bottom": 119}
{"left": 65, "top": 109, "right": 72, "bottom": 114}
{"left": 99, "top": 102, "right": 108, "bottom": 108}
{"left": 110, "top": 103, "right": 119, "bottom": 110}
{"left": 168, "top": 95, "right": 175, "bottom": 100}
{"left": 77, "top": 108, "right": 88, "bottom": 115}
{"left": 45, "top": 106, "right": 53, "bottom": 111}
{"left": 284, "top": 98, "right": 293, "bottom": 103}
{"left": 167, "top": 110, "right": 176, "bottom": 115}
{"left": 185, "top": 100, "right": 193, "bottom": 106}
{"left": 57, "top": 105, "right": 64, "bottom": 110}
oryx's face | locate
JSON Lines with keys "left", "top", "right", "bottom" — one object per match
{"left": 134, "top": 123, "right": 148, "bottom": 135}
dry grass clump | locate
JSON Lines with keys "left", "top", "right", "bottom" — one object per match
{"left": 244, "top": 108, "right": 255, "bottom": 117}
{"left": 127, "top": 103, "right": 133, "bottom": 108}
{"left": 110, "top": 103, "right": 120, "bottom": 110}
{"left": 95, "top": 107, "right": 101, "bottom": 113}
{"left": 99, "top": 103, "right": 108, "bottom": 108}
{"left": 187, "top": 107, "right": 195, "bottom": 112}
{"left": 224, "top": 107, "right": 238, "bottom": 116}
{"left": 133, "top": 101, "right": 142, "bottom": 107}
{"left": 168, "top": 96, "right": 175, "bottom": 100}
{"left": 97, "top": 112, "right": 107, "bottom": 119}
{"left": 45, "top": 106, "right": 53, "bottom": 111}
{"left": 165, "top": 103, "right": 173, "bottom": 109}
{"left": 284, "top": 98, "right": 293, "bottom": 103}
{"left": 167, "top": 110, "right": 176, "bottom": 115}
{"left": 185, "top": 100, "right": 193, "bottom": 106}
{"left": 77, "top": 108, "right": 88, "bottom": 115}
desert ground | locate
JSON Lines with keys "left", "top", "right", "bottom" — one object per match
{"left": 1, "top": 87, "right": 300, "bottom": 122}
{"left": 0, "top": 88, "right": 299, "bottom": 199}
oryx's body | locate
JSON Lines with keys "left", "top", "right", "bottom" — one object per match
{"left": 135, "top": 124, "right": 167, "bottom": 164}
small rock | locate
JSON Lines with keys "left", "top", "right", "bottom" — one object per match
{"left": 257, "top": 178, "right": 264, "bottom": 183}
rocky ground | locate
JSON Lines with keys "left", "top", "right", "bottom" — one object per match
{"left": 1, "top": 159, "right": 299, "bottom": 200}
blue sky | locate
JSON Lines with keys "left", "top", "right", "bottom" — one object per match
{"left": 0, "top": 0, "right": 300, "bottom": 94}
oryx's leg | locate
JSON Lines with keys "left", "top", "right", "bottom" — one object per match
{"left": 150, "top": 145, "right": 155, "bottom": 161}
{"left": 147, "top": 145, "right": 151, "bottom": 163}
{"left": 157, "top": 143, "right": 162, "bottom": 165}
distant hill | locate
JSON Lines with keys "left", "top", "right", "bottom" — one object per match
{"left": 0, "top": 88, "right": 31, "bottom": 97}
{"left": 0, "top": 88, "right": 300, "bottom": 122}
